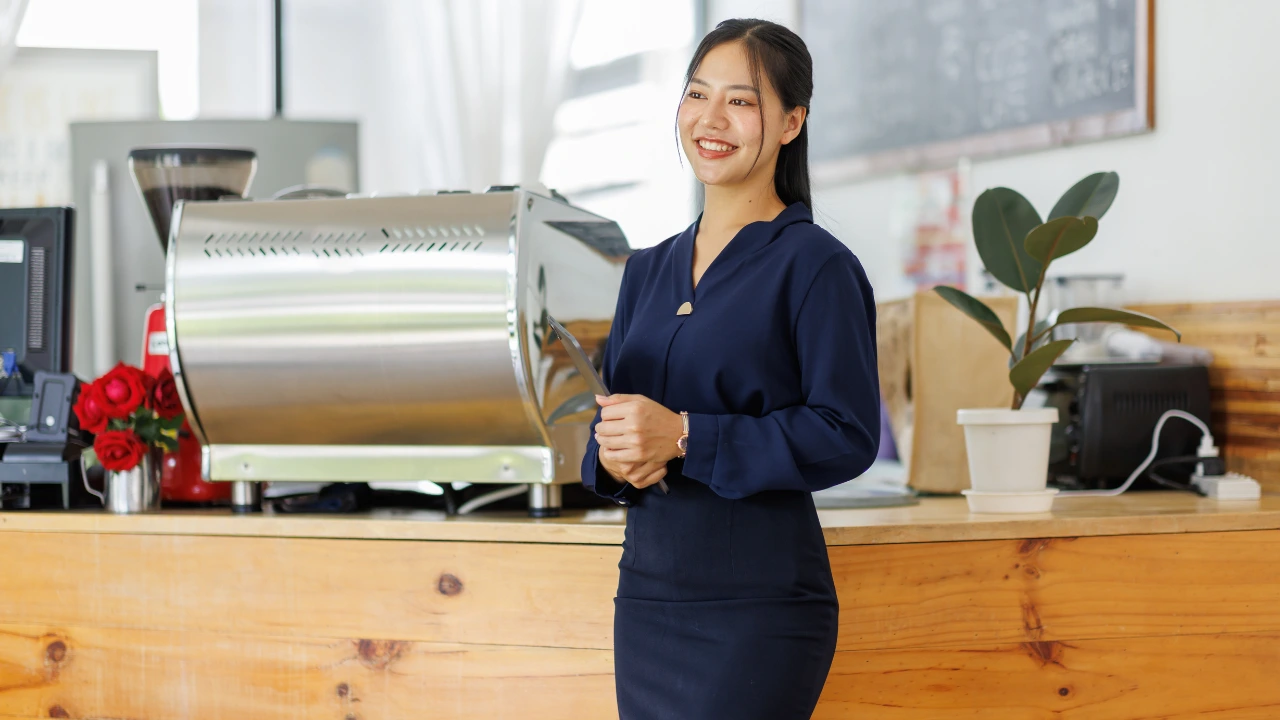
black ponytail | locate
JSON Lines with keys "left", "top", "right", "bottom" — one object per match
{"left": 681, "top": 18, "right": 813, "bottom": 210}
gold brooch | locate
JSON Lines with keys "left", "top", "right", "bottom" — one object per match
{"left": 676, "top": 301, "right": 693, "bottom": 316}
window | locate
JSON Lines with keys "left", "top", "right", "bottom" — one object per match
{"left": 541, "top": 0, "right": 699, "bottom": 249}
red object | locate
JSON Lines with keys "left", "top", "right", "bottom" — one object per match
{"left": 141, "top": 301, "right": 171, "bottom": 377}
{"left": 142, "top": 301, "right": 231, "bottom": 504}
{"left": 72, "top": 382, "right": 110, "bottom": 434}
{"left": 98, "top": 362, "right": 151, "bottom": 419}
{"left": 148, "top": 368, "right": 183, "bottom": 419}
{"left": 94, "top": 429, "right": 147, "bottom": 472}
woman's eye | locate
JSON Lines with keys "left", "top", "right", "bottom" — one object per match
{"left": 687, "top": 91, "right": 704, "bottom": 99}
{"left": 730, "top": 98, "right": 753, "bottom": 107}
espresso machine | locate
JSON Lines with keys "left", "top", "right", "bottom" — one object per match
{"left": 128, "top": 146, "right": 259, "bottom": 504}
{"left": 165, "top": 187, "right": 630, "bottom": 515}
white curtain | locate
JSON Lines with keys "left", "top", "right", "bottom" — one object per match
{"left": 374, "top": 0, "right": 582, "bottom": 192}
{"left": 0, "top": 0, "right": 28, "bottom": 81}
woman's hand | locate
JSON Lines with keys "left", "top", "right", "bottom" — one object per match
{"left": 594, "top": 393, "right": 684, "bottom": 489}
{"left": 598, "top": 456, "right": 669, "bottom": 490}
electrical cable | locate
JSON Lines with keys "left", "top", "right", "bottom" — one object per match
{"left": 456, "top": 484, "right": 527, "bottom": 515}
{"left": 1143, "top": 454, "right": 1205, "bottom": 495}
{"left": 1148, "top": 470, "right": 1203, "bottom": 495}
{"left": 1059, "top": 410, "right": 1214, "bottom": 497}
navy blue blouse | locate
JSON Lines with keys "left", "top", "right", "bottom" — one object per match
{"left": 581, "top": 202, "right": 880, "bottom": 504}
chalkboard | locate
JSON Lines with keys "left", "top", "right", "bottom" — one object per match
{"left": 800, "top": 0, "right": 1153, "bottom": 182}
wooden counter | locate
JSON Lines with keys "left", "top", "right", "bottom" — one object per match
{"left": 1, "top": 492, "right": 1278, "bottom": 718}
{"left": 2, "top": 490, "right": 1277, "bottom": 544}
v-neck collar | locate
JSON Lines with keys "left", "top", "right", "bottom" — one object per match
{"left": 680, "top": 201, "right": 812, "bottom": 300}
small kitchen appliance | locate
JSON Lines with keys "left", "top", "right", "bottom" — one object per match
{"left": 165, "top": 187, "right": 630, "bottom": 515}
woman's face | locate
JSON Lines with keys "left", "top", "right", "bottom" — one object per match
{"left": 677, "top": 41, "right": 805, "bottom": 192}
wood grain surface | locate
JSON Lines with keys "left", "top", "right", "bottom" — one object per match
{"left": 0, "top": 623, "right": 615, "bottom": 720}
{"left": 829, "top": 528, "right": 1280, "bottom": 652}
{"left": 1, "top": 521, "right": 1279, "bottom": 718}
{"left": 0, "top": 532, "right": 619, "bottom": 651}
{"left": 815, "top": 632, "right": 1280, "bottom": 720}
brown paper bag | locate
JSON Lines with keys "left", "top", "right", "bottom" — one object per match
{"left": 876, "top": 292, "right": 1019, "bottom": 494}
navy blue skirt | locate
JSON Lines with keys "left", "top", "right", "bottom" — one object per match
{"left": 613, "top": 469, "right": 838, "bottom": 719}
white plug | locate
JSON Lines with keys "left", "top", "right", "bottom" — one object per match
{"left": 1197, "top": 434, "right": 1219, "bottom": 458}
{"left": 1195, "top": 434, "right": 1219, "bottom": 477}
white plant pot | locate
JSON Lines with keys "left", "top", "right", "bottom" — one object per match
{"left": 957, "top": 408, "right": 1059, "bottom": 497}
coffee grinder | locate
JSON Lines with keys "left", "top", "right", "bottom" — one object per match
{"left": 128, "top": 146, "right": 257, "bottom": 504}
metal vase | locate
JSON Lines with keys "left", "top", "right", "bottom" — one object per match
{"left": 105, "top": 451, "right": 161, "bottom": 513}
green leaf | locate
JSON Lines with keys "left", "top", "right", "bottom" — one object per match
{"left": 1012, "top": 317, "right": 1054, "bottom": 362}
{"left": 1048, "top": 171, "right": 1120, "bottom": 221}
{"left": 933, "top": 285, "right": 1012, "bottom": 351}
{"left": 1009, "top": 339, "right": 1075, "bottom": 399}
{"left": 1052, "top": 307, "right": 1181, "bottom": 342}
{"left": 1024, "top": 216, "right": 1098, "bottom": 264}
{"left": 132, "top": 413, "right": 156, "bottom": 442}
{"left": 972, "top": 188, "right": 1044, "bottom": 294}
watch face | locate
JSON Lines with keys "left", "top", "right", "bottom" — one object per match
{"left": 677, "top": 437, "right": 688, "bottom": 451}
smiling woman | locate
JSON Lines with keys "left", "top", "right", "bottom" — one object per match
{"left": 677, "top": 27, "right": 811, "bottom": 210}
{"left": 580, "top": 17, "right": 882, "bottom": 720}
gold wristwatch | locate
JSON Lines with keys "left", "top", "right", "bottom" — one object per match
{"left": 677, "top": 411, "right": 689, "bottom": 458}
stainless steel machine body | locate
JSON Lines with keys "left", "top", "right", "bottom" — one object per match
{"left": 165, "top": 189, "right": 630, "bottom": 511}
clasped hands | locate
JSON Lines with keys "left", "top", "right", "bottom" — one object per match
{"left": 594, "top": 393, "right": 684, "bottom": 490}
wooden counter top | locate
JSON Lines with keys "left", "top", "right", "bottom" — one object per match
{"left": 1, "top": 491, "right": 1276, "bottom": 545}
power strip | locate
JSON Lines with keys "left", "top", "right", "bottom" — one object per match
{"left": 1191, "top": 472, "right": 1262, "bottom": 500}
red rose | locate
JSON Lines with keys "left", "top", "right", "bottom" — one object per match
{"left": 72, "top": 382, "right": 110, "bottom": 434}
{"left": 147, "top": 368, "right": 184, "bottom": 420}
{"left": 94, "top": 430, "right": 148, "bottom": 472}
{"left": 98, "top": 363, "right": 152, "bottom": 419}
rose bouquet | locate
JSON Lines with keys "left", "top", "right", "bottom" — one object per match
{"left": 72, "top": 363, "right": 185, "bottom": 472}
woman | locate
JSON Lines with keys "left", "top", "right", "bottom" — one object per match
{"left": 580, "top": 18, "right": 881, "bottom": 720}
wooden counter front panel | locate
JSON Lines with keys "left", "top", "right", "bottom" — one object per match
{"left": 829, "top": 528, "right": 1280, "bottom": 652}
{"left": 0, "top": 623, "right": 614, "bottom": 720}
{"left": 816, "top": 632, "right": 1280, "bottom": 720}
{"left": 0, "top": 532, "right": 621, "bottom": 651}
{"left": 2, "top": 527, "right": 1279, "bottom": 717}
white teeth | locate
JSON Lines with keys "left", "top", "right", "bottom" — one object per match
{"left": 698, "top": 139, "right": 735, "bottom": 152}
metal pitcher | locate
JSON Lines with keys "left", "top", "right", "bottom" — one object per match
{"left": 84, "top": 451, "right": 161, "bottom": 513}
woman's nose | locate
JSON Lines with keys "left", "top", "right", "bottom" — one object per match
{"left": 700, "top": 104, "right": 728, "bottom": 130}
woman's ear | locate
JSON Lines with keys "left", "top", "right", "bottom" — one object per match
{"left": 780, "top": 106, "right": 807, "bottom": 146}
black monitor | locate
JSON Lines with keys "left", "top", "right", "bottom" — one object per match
{"left": 0, "top": 207, "right": 75, "bottom": 394}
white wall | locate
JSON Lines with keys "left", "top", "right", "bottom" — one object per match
{"left": 708, "top": 0, "right": 1280, "bottom": 304}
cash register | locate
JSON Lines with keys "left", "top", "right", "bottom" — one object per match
{"left": 0, "top": 207, "right": 90, "bottom": 509}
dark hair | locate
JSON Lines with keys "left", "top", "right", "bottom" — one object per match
{"left": 680, "top": 18, "right": 814, "bottom": 210}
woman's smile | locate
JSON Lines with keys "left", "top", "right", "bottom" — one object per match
{"left": 695, "top": 136, "right": 739, "bottom": 159}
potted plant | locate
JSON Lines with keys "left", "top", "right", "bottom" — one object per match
{"left": 73, "top": 363, "right": 185, "bottom": 513}
{"left": 933, "top": 172, "right": 1179, "bottom": 512}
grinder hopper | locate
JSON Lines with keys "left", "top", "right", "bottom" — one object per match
{"left": 128, "top": 146, "right": 257, "bottom": 254}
